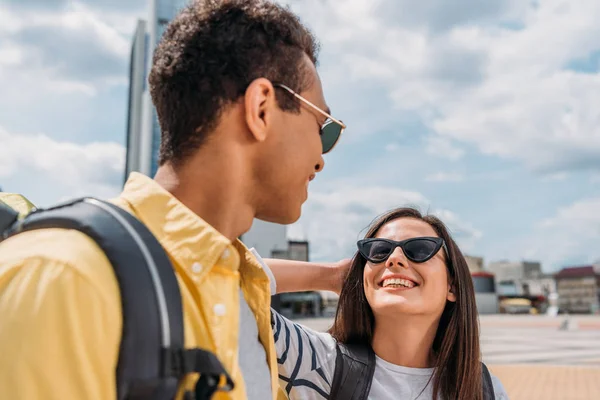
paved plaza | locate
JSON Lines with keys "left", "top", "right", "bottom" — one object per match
{"left": 480, "top": 315, "right": 600, "bottom": 366}
{"left": 296, "top": 315, "right": 600, "bottom": 399}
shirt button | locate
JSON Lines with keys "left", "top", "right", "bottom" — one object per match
{"left": 221, "top": 248, "right": 230, "bottom": 260}
{"left": 192, "top": 262, "right": 203, "bottom": 273}
{"left": 213, "top": 303, "right": 226, "bottom": 316}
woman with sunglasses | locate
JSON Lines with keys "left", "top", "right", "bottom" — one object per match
{"left": 254, "top": 207, "right": 509, "bottom": 399}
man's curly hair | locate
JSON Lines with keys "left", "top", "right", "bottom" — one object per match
{"left": 149, "top": 0, "right": 320, "bottom": 166}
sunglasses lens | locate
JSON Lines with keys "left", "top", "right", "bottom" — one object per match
{"left": 321, "top": 119, "right": 342, "bottom": 153}
{"left": 403, "top": 239, "right": 439, "bottom": 262}
{"left": 360, "top": 240, "right": 394, "bottom": 263}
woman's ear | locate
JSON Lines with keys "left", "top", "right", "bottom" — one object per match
{"left": 447, "top": 283, "right": 457, "bottom": 303}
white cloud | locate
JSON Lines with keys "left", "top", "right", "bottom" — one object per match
{"left": 520, "top": 197, "right": 600, "bottom": 269}
{"left": 0, "top": 127, "right": 124, "bottom": 205}
{"left": 385, "top": 143, "right": 399, "bottom": 152}
{"left": 425, "top": 172, "right": 465, "bottom": 182}
{"left": 430, "top": 208, "right": 483, "bottom": 251}
{"left": 289, "top": 184, "right": 481, "bottom": 261}
{"left": 541, "top": 172, "right": 569, "bottom": 182}
{"left": 425, "top": 136, "right": 466, "bottom": 161}
{"left": 289, "top": 0, "right": 600, "bottom": 173}
{"left": 0, "top": 2, "right": 131, "bottom": 93}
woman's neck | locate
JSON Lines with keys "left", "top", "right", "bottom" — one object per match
{"left": 371, "top": 315, "right": 440, "bottom": 368}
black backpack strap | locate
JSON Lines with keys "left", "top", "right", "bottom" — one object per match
{"left": 481, "top": 362, "right": 495, "bottom": 400}
{"left": 0, "top": 201, "right": 19, "bottom": 235}
{"left": 4, "top": 197, "right": 233, "bottom": 399}
{"left": 329, "top": 342, "right": 375, "bottom": 400}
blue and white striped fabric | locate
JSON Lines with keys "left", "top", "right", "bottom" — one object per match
{"left": 271, "top": 309, "right": 338, "bottom": 399}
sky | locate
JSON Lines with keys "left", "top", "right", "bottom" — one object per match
{"left": 1, "top": 0, "right": 600, "bottom": 272}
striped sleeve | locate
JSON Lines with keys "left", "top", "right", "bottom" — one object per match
{"left": 271, "top": 309, "right": 338, "bottom": 400}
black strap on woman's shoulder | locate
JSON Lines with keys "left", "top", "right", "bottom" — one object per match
{"left": 329, "top": 341, "right": 376, "bottom": 400}
{"left": 481, "top": 362, "right": 495, "bottom": 400}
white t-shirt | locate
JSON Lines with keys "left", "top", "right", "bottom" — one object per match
{"left": 238, "top": 249, "right": 275, "bottom": 399}
{"left": 238, "top": 288, "right": 272, "bottom": 400}
{"left": 252, "top": 251, "right": 510, "bottom": 400}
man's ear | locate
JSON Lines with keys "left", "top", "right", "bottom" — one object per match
{"left": 244, "top": 78, "right": 276, "bottom": 143}
{"left": 447, "top": 283, "right": 457, "bottom": 303}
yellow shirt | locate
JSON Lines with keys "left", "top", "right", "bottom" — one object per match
{"left": 0, "top": 172, "right": 281, "bottom": 400}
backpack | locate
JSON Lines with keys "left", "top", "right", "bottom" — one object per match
{"left": 0, "top": 195, "right": 235, "bottom": 400}
{"left": 330, "top": 342, "right": 496, "bottom": 400}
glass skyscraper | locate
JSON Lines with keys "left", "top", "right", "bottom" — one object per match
{"left": 125, "top": 0, "right": 189, "bottom": 179}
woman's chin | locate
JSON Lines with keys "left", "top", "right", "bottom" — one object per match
{"left": 371, "top": 295, "right": 420, "bottom": 316}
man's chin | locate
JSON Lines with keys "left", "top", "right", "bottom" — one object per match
{"left": 255, "top": 208, "right": 302, "bottom": 225}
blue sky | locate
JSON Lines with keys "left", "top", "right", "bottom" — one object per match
{"left": 1, "top": 0, "right": 600, "bottom": 272}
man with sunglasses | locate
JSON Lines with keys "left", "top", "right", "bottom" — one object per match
{"left": 0, "top": 1, "right": 343, "bottom": 399}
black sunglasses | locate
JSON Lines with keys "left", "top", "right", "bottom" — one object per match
{"left": 357, "top": 237, "right": 448, "bottom": 264}
{"left": 275, "top": 84, "right": 346, "bottom": 154}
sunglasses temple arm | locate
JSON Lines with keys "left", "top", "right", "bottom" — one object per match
{"left": 442, "top": 243, "right": 451, "bottom": 260}
{"left": 292, "top": 93, "right": 346, "bottom": 128}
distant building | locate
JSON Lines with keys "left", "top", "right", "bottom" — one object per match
{"left": 125, "top": 0, "right": 190, "bottom": 180}
{"left": 520, "top": 275, "right": 557, "bottom": 297}
{"left": 268, "top": 240, "right": 318, "bottom": 318}
{"left": 496, "top": 274, "right": 556, "bottom": 297}
{"left": 124, "top": 19, "right": 147, "bottom": 180}
{"left": 487, "top": 260, "right": 559, "bottom": 314}
{"left": 487, "top": 260, "right": 542, "bottom": 282}
{"left": 471, "top": 271, "right": 499, "bottom": 314}
{"left": 268, "top": 240, "right": 309, "bottom": 261}
{"left": 555, "top": 265, "right": 600, "bottom": 314}
{"left": 488, "top": 260, "right": 546, "bottom": 295}
{"left": 241, "top": 219, "right": 288, "bottom": 260}
{"left": 287, "top": 240, "right": 310, "bottom": 262}
{"left": 267, "top": 240, "right": 339, "bottom": 318}
{"left": 465, "top": 255, "right": 484, "bottom": 273}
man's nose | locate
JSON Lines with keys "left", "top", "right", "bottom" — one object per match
{"left": 315, "top": 155, "right": 325, "bottom": 173}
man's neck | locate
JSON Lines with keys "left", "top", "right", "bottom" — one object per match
{"left": 371, "top": 314, "right": 440, "bottom": 368}
{"left": 153, "top": 154, "right": 255, "bottom": 242}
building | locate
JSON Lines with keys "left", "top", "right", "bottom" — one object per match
{"left": 465, "top": 255, "right": 484, "bottom": 273}
{"left": 555, "top": 265, "right": 600, "bottom": 314}
{"left": 487, "top": 260, "right": 559, "bottom": 314}
{"left": 240, "top": 220, "right": 288, "bottom": 259}
{"left": 471, "top": 271, "right": 499, "bottom": 314}
{"left": 496, "top": 274, "right": 556, "bottom": 297}
{"left": 124, "top": 19, "right": 147, "bottom": 180}
{"left": 269, "top": 240, "right": 319, "bottom": 318}
{"left": 487, "top": 260, "right": 542, "bottom": 283}
{"left": 125, "top": 0, "right": 190, "bottom": 180}
{"left": 520, "top": 275, "right": 556, "bottom": 297}
{"left": 124, "top": 0, "right": 289, "bottom": 265}
{"left": 266, "top": 239, "right": 340, "bottom": 318}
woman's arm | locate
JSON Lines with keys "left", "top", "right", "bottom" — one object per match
{"left": 262, "top": 258, "right": 351, "bottom": 294}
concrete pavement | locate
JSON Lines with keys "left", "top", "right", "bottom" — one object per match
{"left": 489, "top": 364, "right": 600, "bottom": 400}
{"left": 296, "top": 315, "right": 600, "bottom": 399}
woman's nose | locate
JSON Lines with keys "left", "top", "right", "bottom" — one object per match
{"left": 386, "top": 247, "right": 409, "bottom": 269}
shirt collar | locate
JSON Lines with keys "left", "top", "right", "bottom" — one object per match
{"left": 118, "top": 172, "right": 238, "bottom": 272}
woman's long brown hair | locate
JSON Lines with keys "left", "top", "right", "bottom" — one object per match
{"left": 329, "top": 207, "right": 482, "bottom": 400}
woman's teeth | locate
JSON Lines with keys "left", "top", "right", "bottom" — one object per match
{"left": 382, "top": 278, "right": 416, "bottom": 288}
